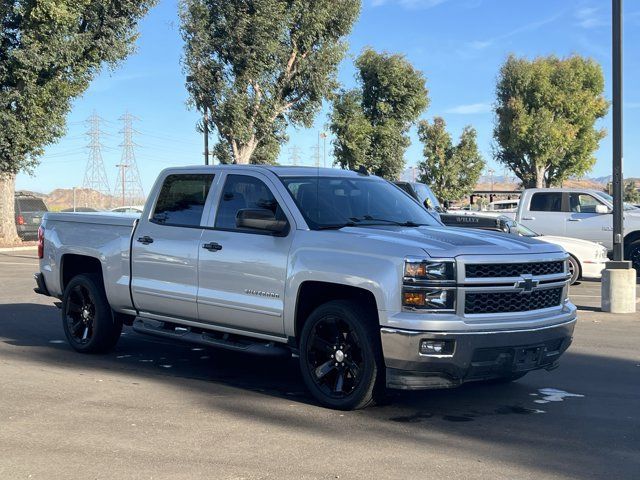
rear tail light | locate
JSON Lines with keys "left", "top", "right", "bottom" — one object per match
{"left": 17, "top": 215, "right": 25, "bottom": 225}
{"left": 37, "top": 226, "right": 44, "bottom": 259}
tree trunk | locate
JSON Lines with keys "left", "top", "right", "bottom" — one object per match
{"left": 535, "top": 165, "right": 547, "bottom": 188}
{"left": 235, "top": 138, "right": 258, "bottom": 165}
{"left": 0, "top": 172, "right": 20, "bottom": 245}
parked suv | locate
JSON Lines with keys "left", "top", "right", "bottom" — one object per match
{"left": 14, "top": 192, "right": 48, "bottom": 240}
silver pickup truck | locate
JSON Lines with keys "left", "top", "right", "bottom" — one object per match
{"left": 34, "top": 165, "right": 577, "bottom": 409}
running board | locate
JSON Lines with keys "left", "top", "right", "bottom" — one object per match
{"left": 132, "top": 317, "right": 290, "bottom": 358}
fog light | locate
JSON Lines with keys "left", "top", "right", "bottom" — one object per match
{"left": 419, "top": 339, "right": 455, "bottom": 356}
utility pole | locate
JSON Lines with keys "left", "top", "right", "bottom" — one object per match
{"left": 203, "top": 105, "right": 210, "bottom": 165}
{"left": 320, "top": 131, "right": 327, "bottom": 167}
{"left": 612, "top": 0, "right": 624, "bottom": 262}
{"left": 602, "top": 0, "right": 636, "bottom": 313}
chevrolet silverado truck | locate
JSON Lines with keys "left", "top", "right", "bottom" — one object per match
{"left": 34, "top": 166, "right": 577, "bottom": 409}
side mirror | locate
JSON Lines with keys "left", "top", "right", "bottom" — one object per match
{"left": 595, "top": 205, "right": 610, "bottom": 214}
{"left": 236, "top": 208, "right": 288, "bottom": 234}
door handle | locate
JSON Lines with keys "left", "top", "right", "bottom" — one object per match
{"left": 203, "top": 242, "right": 222, "bottom": 252}
{"left": 521, "top": 217, "right": 535, "bottom": 221}
{"left": 567, "top": 218, "right": 582, "bottom": 222}
{"left": 137, "top": 236, "right": 154, "bottom": 245}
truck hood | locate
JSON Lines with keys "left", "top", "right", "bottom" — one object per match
{"left": 339, "top": 225, "right": 564, "bottom": 257}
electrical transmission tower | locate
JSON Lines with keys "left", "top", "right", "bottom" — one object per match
{"left": 114, "top": 112, "right": 145, "bottom": 207}
{"left": 310, "top": 144, "right": 321, "bottom": 167}
{"left": 287, "top": 146, "right": 301, "bottom": 166}
{"left": 82, "top": 112, "right": 111, "bottom": 205}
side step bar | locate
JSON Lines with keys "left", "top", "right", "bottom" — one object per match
{"left": 132, "top": 318, "right": 291, "bottom": 358}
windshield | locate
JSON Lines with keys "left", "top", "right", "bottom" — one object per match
{"left": 593, "top": 191, "right": 638, "bottom": 211}
{"left": 281, "top": 176, "right": 441, "bottom": 230}
{"left": 414, "top": 183, "right": 442, "bottom": 211}
{"left": 510, "top": 221, "right": 538, "bottom": 237}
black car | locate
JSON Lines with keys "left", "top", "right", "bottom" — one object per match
{"left": 14, "top": 192, "right": 48, "bottom": 240}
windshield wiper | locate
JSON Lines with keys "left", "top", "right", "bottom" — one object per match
{"left": 350, "top": 216, "right": 427, "bottom": 227}
{"left": 316, "top": 222, "right": 357, "bottom": 230}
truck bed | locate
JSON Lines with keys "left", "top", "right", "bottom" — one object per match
{"left": 40, "top": 212, "right": 139, "bottom": 314}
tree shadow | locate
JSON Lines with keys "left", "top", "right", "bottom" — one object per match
{"left": 1, "top": 302, "right": 638, "bottom": 479}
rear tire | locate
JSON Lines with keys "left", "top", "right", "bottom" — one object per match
{"left": 299, "top": 300, "right": 385, "bottom": 410}
{"left": 61, "top": 274, "right": 122, "bottom": 353}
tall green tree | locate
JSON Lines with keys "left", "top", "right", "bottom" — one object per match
{"left": 180, "top": 0, "right": 360, "bottom": 165}
{"left": 0, "top": 0, "right": 156, "bottom": 243}
{"left": 417, "top": 117, "right": 484, "bottom": 203}
{"left": 494, "top": 54, "right": 609, "bottom": 188}
{"left": 330, "top": 48, "right": 428, "bottom": 180}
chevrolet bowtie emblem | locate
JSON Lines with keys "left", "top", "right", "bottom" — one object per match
{"left": 514, "top": 276, "right": 539, "bottom": 294}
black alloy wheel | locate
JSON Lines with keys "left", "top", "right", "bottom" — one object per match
{"left": 628, "top": 241, "right": 640, "bottom": 273}
{"left": 306, "top": 315, "right": 364, "bottom": 399}
{"left": 62, "top": 274, "right": 122, "bottom": 353}
{"left": 299, "top": 300, "right": 384, "bottom": 410}
{"left": 65, "top": 283, "right": 96, "bottom": 345}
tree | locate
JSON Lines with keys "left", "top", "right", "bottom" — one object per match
{"left": 330, "top": 48, "right": 428, "bottom": 180}
{"left": 494, "top": 54, "right": 608, "bottom": 188}
{"left": 0, "top": 0, "right": 156, "bottom": 243}
{"left": 608, "top": 180, "right": 640, "bottom": 204}
{"left": 180, "top": 0, "right": 360, "bottom": 165}
{"left": 417, "top": 117, "right": 484, "bottom": 203}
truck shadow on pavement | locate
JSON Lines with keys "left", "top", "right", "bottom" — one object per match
{"left": 1, "top": 302, "right": 639, "bottom": 480}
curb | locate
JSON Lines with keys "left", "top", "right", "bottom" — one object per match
{"left": 0, "top": 246, "right": 38, "bottom": 253}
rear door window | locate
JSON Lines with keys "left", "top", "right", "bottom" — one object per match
{"left": 151, "top": 174, "right": 214, "bottom": 227}
{"left": 529, "top": 192, "right": 563, "bottom": 212}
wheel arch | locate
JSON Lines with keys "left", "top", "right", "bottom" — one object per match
{"left": 624, "top": 231, "right": 640, "bottom": 249}
{"left": 294, "top": 281, "right": 379, "bottom": 341}
{"left": 60, "top": 254, "right": 104, "bottom": 292}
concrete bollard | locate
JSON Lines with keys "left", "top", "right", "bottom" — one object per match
{"left": 601, "top": 263, "right": 637, "bottom": 314}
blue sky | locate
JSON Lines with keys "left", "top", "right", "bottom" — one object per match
{"left": 16, "top": 0, "right": 640, "bottom": 194}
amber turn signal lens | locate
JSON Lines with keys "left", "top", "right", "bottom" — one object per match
{"left": 403, "top": 291, "right": 426, "bottom": 306}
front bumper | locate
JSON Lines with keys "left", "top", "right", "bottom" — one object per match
{"left": 581, "top": 260, "right": 606, "bottom": 280}
{"left": 381, "top": 314, "right": 577, "bottom": 390}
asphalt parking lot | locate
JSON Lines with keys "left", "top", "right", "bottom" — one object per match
{"left": 0, "top": 251, "right": 638, "bottom": 480}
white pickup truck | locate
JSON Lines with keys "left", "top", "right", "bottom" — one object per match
{"left": 516, "top": 188, "right": 640, "bottom": 270}
{"left": 35, "top": 165, "right": 577, "bottom": 409}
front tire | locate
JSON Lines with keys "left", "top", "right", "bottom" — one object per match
{"left": 61, "top": 274, "right": 122, "bottom": 353}
{"left": 626, "top": 240, "right": 640, "bottom": 272}
{"left": 568, "top": 255, "right": 581, "bottom": 285}
{"left": 299, "top": 300, "right": 384, "bottom": 410}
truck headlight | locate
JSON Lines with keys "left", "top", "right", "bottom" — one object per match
{"left": 404, "top": 260, "right": 455, "bottom": 282}
{"left": 403, "top": 258, "right": 456, "bottom": 312}
{"left": 402, "top": 287, "right": 455, "bottom": 311}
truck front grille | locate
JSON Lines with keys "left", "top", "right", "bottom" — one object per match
{"left": 465, "top": 287, "right": 563, "bottom": 314}
{"left": 465, "top": 261, "right": 564, "bottom": 279}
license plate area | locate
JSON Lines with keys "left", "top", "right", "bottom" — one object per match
{"left": 514, "top": 346, "right": 544, "bottom": 371}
